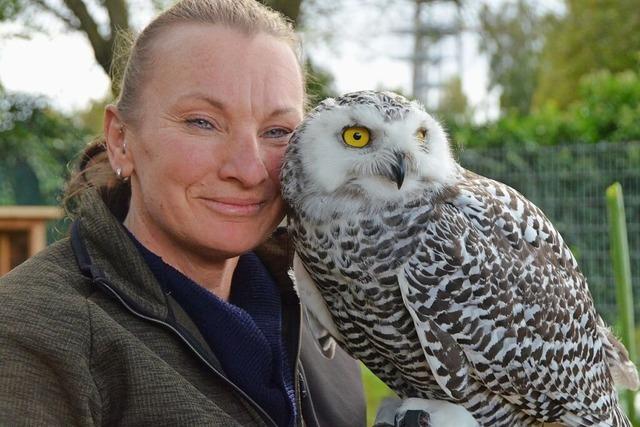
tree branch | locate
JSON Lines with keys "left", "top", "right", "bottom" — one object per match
{"left": 30, "top": 0, "right": 80, "bottom": 30}
{"left": 103, "top": 0, "right": 129, "bottom": 41}
{"left": 61, "top": 0, "right": 111, "bottom": 74}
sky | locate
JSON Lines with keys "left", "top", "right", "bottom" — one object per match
{"left": 0, "top": 0, "right": 562, "bottom": 120}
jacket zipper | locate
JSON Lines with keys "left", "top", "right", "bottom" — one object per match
{"left": 293, "top": 310, "right": 303, "bottom": 427}
{"left": 93, "top": 277, "right": 280, "bottom": 427}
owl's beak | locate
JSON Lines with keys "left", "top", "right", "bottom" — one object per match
{"left": 390, "top": 151, "right": 405, "bottom": 189}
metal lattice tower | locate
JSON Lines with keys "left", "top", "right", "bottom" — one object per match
{"left": 399, "top": 0, "right": 464, "bottom": 108}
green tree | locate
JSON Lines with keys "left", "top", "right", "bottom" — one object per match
{"left": 534, "top": 0, "right": 640, "bottom": 109}
{"left": 304, "top": 59, "right": 337, "bottom": 109}
{"left": 433, "top": 76, "right": 471, "bottom": 154}
{"left": 450, "top": 69, "right": 640, "bottom": 149}
{"left": 477, "top": 0, "right": 549, "bottom": 116}
{"left": 571, "top": 70, "right": 640, "bottom": 144}
{"left": 0, "top": 0, "right": 21, "bottom": 19}
{"left": 78, "top": 97, "right": 111, "bottom": 136}
{"left": 436, "top": 76, "right": 471, "bottom": 126}
{"left": 0, "top": 87, "right": 90, "bottom": 205}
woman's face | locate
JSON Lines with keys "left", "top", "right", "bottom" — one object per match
{"left": 116, "top": 24, "right": 303, "bottom": 260}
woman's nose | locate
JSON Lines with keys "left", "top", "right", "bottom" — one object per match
{"left": 219, "top": 132, "right": 269, "bottom": 187}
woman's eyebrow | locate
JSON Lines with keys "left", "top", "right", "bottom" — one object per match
{"left": 268, "top": 107, "right": 299, "bottom": 117}
{"left": 177, "top": 93, "right": 300, "bottom": 120}
{"left": 177, "top": 93, "right": 226, "bottom": 110}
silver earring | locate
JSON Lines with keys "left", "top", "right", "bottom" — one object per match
{"left": 116, "top": 167, "right": 122, "bottom": 178}
{"left": 122, "top": 141, "right": 127, "bottom": 154}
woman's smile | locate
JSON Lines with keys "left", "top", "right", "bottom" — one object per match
{"left": 199, "top": 196, "right": 265, "bottom": 216}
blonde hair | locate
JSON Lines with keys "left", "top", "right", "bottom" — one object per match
{"left": 65, "top": 0, "right": 303, "bottom": 219}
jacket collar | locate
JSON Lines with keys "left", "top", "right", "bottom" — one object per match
{"left": 77, "top": 189, "right": 169, "bottom": 319}
{"left": 73, "top": 189, "right": 300, "bottom": 362}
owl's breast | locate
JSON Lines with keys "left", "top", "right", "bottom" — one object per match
{"left": 291, "top": 207, "right": 445, "bottom": 396}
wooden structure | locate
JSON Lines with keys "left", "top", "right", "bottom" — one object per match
{"left": 0, "top": 206, "right": 64, "bottom": 276}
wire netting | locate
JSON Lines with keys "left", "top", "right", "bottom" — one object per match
{"left": 458, "top": 141, "right": 640, "bottom": 325}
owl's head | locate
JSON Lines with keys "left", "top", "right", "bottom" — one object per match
{"left": 282, "top": 91, "right": 457, "bottom": 213}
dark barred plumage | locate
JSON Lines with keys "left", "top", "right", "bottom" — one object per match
{"left": 281, "top": 90, "right": 638, "bottom": 427}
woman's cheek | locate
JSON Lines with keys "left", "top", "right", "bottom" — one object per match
{"left": 174, "top": 149, "right": 220, "bottom": 184}
{"left": 265, "top": 145, "right": 287, "bottom": 184}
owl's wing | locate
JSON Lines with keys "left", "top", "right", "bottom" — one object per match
{"left": 291, "top": 252, "right": 342, "bottom": 359}
{"left": 397, "top": 170, "right": 619, "bottom": 421}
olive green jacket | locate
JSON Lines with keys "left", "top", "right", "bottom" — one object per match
{"left": 0, "top": 191, "right": 366, "bottom": 426}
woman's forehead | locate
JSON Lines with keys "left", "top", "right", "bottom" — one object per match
{"left": 150, "top": 23, "right": 302, "bottom": 83}
{"left": 143, "top": 23, "right": 304, "bottom": 112}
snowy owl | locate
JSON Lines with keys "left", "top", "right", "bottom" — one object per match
{"left": 280, "top": 90, "right": 639, "bottom": 426}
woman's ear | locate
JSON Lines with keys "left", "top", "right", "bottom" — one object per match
{"left": 104, "top": 105, "right": 134, "bottom": 180}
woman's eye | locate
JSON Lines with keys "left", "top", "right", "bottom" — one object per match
{"left": 263, "top": 127, "right": 292, "bottom": 139}
{"left": 186, "top": 118, "right": 215, "bottom": 130}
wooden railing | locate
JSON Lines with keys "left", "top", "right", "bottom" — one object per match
{"left": 0, "top": 206, "right": 63, "bottom": 276}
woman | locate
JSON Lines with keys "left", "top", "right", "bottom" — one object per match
{"left": 0, "top": 0, "right": 366, "bottom": 425}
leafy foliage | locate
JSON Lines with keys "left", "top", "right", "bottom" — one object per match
{"left": 0, "top": 0, "right": 23, "bottom": 20}
{"left": 304, "top": 59, "right": 337, "bottom": 109}
{"left": 571, "top": 71, "right": 640, "bottom": 144}
{"left": 477, "top": 0, "right": 549, "bottom": 115}
{"left": 435, "top": 76, "right": 472, "bottom": 128}
{"left": 78, "top": 96, "right": 113, "bottom": 135}
{"left": 534, "top": 0, "right": 640, "bottom": 108}
{"left": 0, "top": 88, "right": 90, "bottom": 205}
{"left": 450, "top": 69, "right": 640, "bottom": 149}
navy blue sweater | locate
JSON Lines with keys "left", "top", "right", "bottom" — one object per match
{"left": 129, "top": 235, "right": 296, "bottom": 427}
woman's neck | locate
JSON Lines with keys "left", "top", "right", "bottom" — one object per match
{"left": 124, "top": 212, "right": 238, "bottom": 301}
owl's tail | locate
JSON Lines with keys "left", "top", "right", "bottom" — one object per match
{"left": 598, "top": 320, "right": 640, "bottom": 390}
{"left": 611, "top": 404, "right": 633, "bottom": 427}
{"left": 560, "top": 404, "right": 631, "bottom": 427}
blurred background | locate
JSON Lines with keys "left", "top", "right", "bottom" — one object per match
{"left": 1, "top": 0, "right": 639, "bottom": 424}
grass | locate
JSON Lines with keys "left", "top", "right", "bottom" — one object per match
{"left": 361, "top": 363, "right": 397, "bottom": 426}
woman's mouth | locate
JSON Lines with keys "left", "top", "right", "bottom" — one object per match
{"left": 199, "top": 197, "right": 265, "bottom": 216}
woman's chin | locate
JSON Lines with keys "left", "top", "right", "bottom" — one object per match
{"left": 194, "top": 227, "right": 271, "bottom": 257}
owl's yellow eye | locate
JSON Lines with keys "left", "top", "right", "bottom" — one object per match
{"left": 416, "top": 127, "right": 427, "bottom": 143}
{"left": 342, "top": 126, "right": 371, "bottom": 148}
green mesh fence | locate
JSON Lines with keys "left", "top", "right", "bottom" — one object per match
{"left": 458, "top": 141, "right": 640, "bottom": 325}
